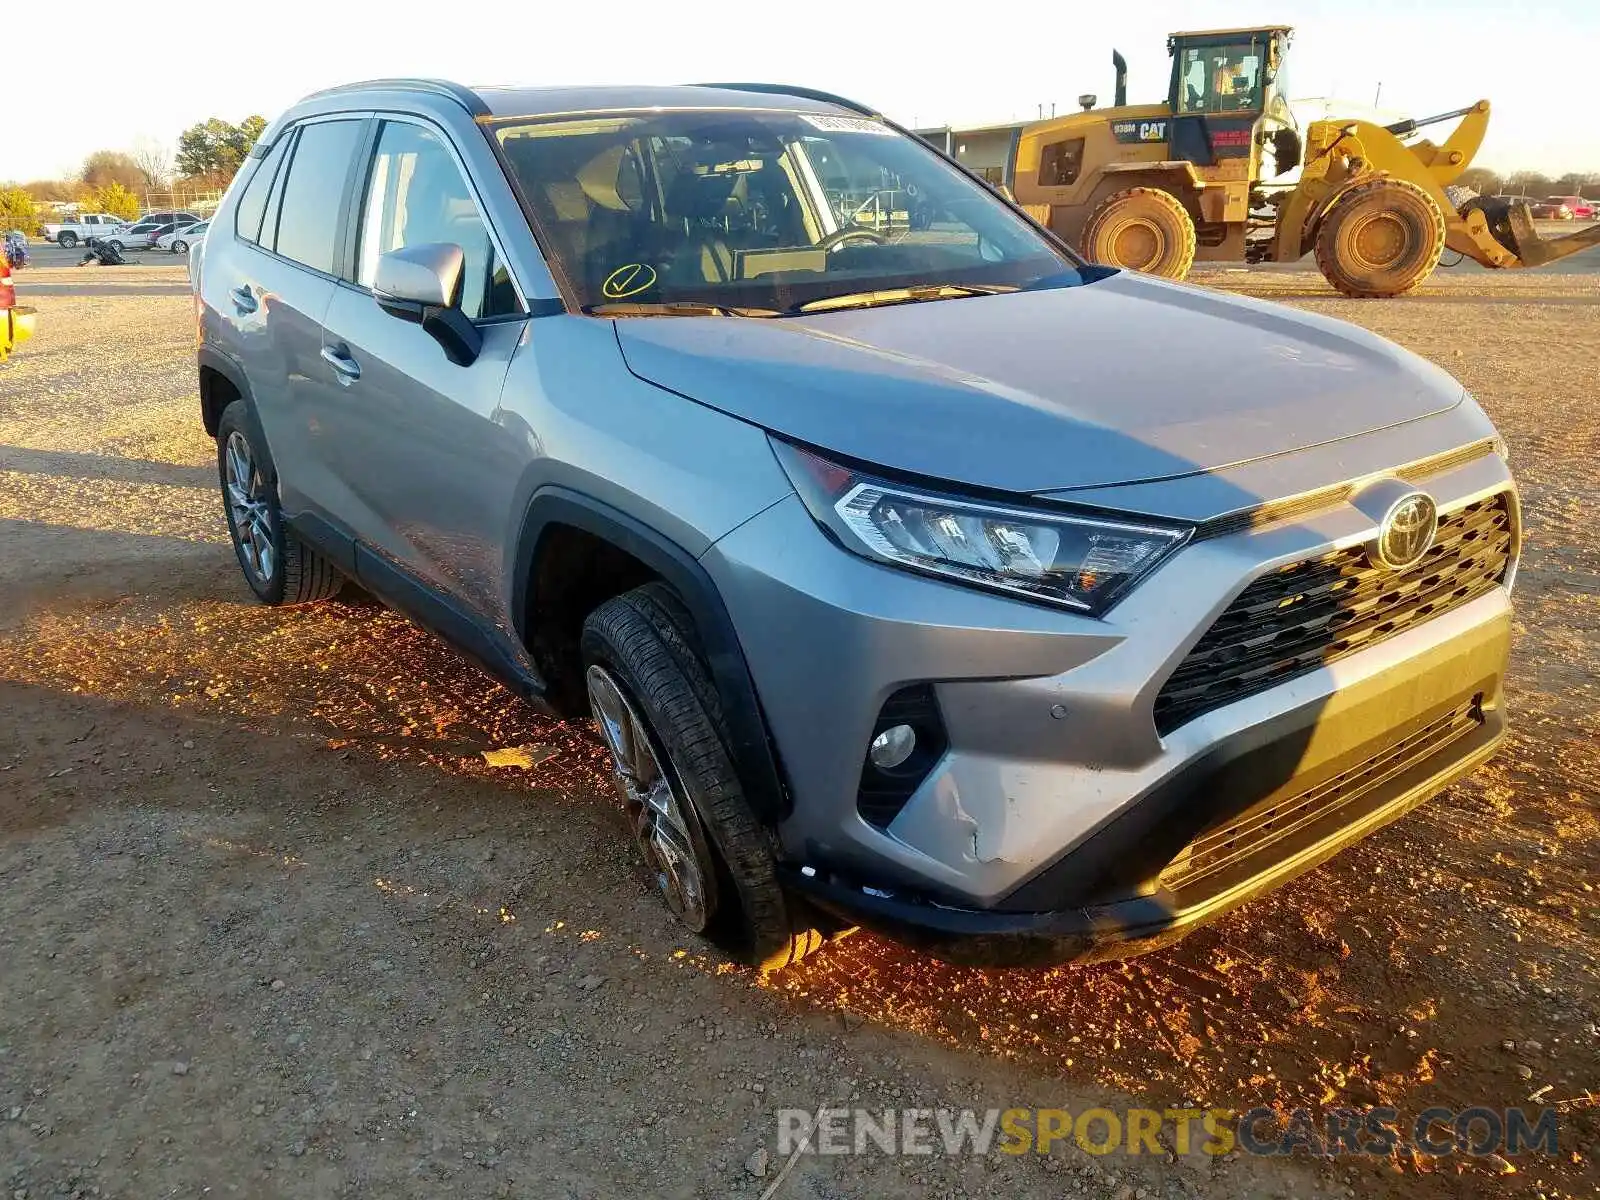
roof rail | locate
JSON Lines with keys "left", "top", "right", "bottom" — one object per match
{"left": 302, "top": 78, "right": 488, "bottom": 117}
{"left": 691, "top": 82, "right": 878, "bottom": 118}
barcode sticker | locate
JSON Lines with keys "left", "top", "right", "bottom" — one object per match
{"left": 801, "top": 114, "right": 893, "bottom": 136}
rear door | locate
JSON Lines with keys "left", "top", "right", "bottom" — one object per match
{"left": 217, "top": 115, "right": 369, "bottom": 537}
{"left": 318, "top": 115, "right": 529, "bottom": 628}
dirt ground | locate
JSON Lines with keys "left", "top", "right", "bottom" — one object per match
{"left": 1, "top": 264, "right": 1596, "bottom": 1200}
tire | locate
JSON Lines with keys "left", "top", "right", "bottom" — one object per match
{"left": 172, "top": 240, "right": 188, "bottom": 255}
{"left": 57, "top": 232, "right": 77, "bottom": 249}
{"left": 1314, "top": 177, "right": 1445, "bottom": 298}
{"left": 215, "top": 400, "right": 343, "bottom": 606}
{"left": 1079, "top": 186, "right": 1197, "bottom": 279}
{"left": 581, "top": 582, "right": 820, "bottom": 970}
{"left": 107, "top": 240, "right": 124, "bottom": 253}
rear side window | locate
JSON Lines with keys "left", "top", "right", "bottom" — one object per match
{"left": 235, "top": 136, "right": 290, "bottom": 243}
{"left": 270, "top": 119, "right": 365, "bottom": 274}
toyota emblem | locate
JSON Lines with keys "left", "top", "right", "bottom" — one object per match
{"left": 1372, "top": 491, "right": 1438, "bottom": 570}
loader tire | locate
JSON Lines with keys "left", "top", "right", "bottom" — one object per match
{"left": 1080, "top": 187, "right": 1196, "bottom": 279}
{"left": 1315, "top": 178, "right": 1445, "bottom": 298}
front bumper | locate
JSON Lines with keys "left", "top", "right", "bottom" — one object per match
{"left": 788, "top": 652, "right": 1505, "bottom": 967}
{"left": 702, "top": 446, "right": 1515, "bottom": 967}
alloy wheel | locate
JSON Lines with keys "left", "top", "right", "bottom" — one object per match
{"left": 224, "top": 430, "right": 276, "bottom": 585}
{"left": 585, "top": 664, "right": 711, "bottom": 931}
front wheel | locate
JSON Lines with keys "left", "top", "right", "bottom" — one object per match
{"left": 57, "top": 232, "right": 78, "bottom": 248}
{"left": 106, "top": 239, "right": 124, "bottom": 253}
{"left": 171, "top": 240, "right": 189, "bottom": 254}
{"left": 581, "top": 583, "right": 823, "bottom": 970}
{"left": 1314, "top": 177, "right": 1445, "bottom": 298}
{"left": 215, "top": 401, "right": 344, "bottom": 606}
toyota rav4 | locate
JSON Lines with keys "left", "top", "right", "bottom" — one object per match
{"left": 190, "top": 79, "right": 1518, "bottom": 969}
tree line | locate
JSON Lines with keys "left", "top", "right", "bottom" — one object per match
{"left": 0, "top": 114, "right": 267, "bottom": 234}
{"left": 1455, "top": 167, "right": 1599, "bottom": 199}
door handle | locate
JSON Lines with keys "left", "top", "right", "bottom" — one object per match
{"left": 229, "top": 285, "right": 258, "bottom": 315}
{"left": 320, "top": 344, "right": 362, "bottom": 382}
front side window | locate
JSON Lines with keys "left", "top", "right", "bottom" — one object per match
{"left": 493, "top": 109, "right": 1078, "bottom": 313}
{"left": 1177, "top": 42, "right": 1265, "bottom": 114}
{"left": 271, "top": 118, "right": 364, "bottom": 274}
{"left": 355, "top": 121, "right": 518, "bottom": 319}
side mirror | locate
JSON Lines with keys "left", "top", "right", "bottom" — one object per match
{"left": 373, "top": 242, "right": 482, "bottom": 367}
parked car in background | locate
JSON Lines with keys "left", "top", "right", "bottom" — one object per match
{"left": 95, "top": 220, "right": 166, "bottom": 251}
{"left": 158, "top": 220, "right": 208, "bottom": 253}
{"left": 192, "top": 78, "right": 1520, "bottom": 970}
{"left": 40, "top": 213, "right": 125, "bottom": 248}
{"left": 140, "top": 210, "right": 203, "bottom": 228}
{"left": 1546, "top": 196, "right": 1596, "bottom": 220}
{"left": 1528, "top": 200, "right": 1574, "bottom": 220}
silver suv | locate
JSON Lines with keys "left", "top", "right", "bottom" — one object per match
{"left": 192, "top": 79, "right": 1518, "bottom": 969}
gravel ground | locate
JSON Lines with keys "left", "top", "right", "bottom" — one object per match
{"left": 0, "top": 263, "right": 1596, "bottom": 1200}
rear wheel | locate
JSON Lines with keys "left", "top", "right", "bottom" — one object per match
{"left": 216, "top": 401, "right": 344, "bottom": 606}
{"left": 106, "top": 239, "right": 124, "bottom": 253}
{"left": 172, "top": 239, "right": 189, "bottom": 254}
{"left": 57, "top": 232, "right": 77, "bottom": 249}
{"left": 581, "top": 583, "right": 822, "bottom": 970}
{"left": 1315, "top": 177, "right": 1445, "bottom": 298}
{"left": 1079, "top": 187, "right": 1197, "bottom": 279}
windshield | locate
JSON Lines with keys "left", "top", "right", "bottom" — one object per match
{"left": 492, "top": 109, "right": 1079, "bottom": 313}
{"left": 1177, "top": 42, "right": 1265, "bottom": 114}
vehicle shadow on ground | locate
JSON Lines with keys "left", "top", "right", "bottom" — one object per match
{"left": 0, "top": 444, "right": 216, "bottom": 489}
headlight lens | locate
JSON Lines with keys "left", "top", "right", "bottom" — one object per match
{"left": 773, "top": 441, "right": 1189, "bottom": 616}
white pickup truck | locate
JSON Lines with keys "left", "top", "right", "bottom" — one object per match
{"left": 40, "top": 213, "right": 128, "bottom": 248}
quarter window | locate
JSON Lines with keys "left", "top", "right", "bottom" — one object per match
{"left": 271, "top": 119, "right": 364, "bottom": 274}
{"left": 234, "top": 136, "right": 290, "bottom": 244}
{"left": 354, "top": 121, "right": 518, "bottom": 319}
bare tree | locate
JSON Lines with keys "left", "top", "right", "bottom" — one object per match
{"left": 132, "top": 139, "right": 172, "bottom": 190}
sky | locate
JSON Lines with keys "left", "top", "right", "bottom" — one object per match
{"left": 5, "top": 0, "right": 1595, "bottom": 183}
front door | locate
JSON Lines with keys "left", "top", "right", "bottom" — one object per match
{"left": 317, "top": 116, "right": 530, "bottom": 639}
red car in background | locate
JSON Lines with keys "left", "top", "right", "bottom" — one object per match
{"left": 1527, "top": 199, "right": 1575, "bottom": 219}
{"left": 1546, "top": 196, "right": 1596, "bottom": 220}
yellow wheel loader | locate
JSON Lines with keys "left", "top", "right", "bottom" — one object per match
{"left": 1005, "top": 26, "right": 1600, "bottom": 296}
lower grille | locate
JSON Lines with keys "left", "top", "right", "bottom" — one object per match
{"left": 1158, "top": 697, "right": 1483, "bottom": 896}
{"left": 1155, "top": 493, "right": 1513, "bottom": 734}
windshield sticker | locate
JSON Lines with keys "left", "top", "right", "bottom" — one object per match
{"left": 800, "top": 114, "right": 893, "bottom": 136}
{"left": 601, "top": 263, "right": 658, "bottom": 299}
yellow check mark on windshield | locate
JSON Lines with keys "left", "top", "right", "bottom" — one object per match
{"left": 602, "top": 263, "right": 657, "bottom": 299}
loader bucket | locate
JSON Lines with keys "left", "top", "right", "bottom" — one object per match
{"left": 1454, "top": 195, "right": 1600, "bottom": 269}
{"left": 1499, "top": 200, "right": 1600, "bottom": 268}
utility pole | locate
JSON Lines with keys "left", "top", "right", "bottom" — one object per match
{"left": 1374, "top": 82, "right": 1383, "bottom": 108}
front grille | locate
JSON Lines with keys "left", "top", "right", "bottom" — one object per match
{"left": 1154, "top": 494, "right": 1513, "bottom": 734}
{"left": 1158, "top": 697, "right": 1483, "bottom": 896}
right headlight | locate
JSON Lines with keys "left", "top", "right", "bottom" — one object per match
{"left": 772, "top": 440, "right": 1190, "bottom": 617}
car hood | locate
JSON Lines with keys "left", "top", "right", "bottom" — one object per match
{"left": 612, "top": 271, "right": 1465, "bottom": 494}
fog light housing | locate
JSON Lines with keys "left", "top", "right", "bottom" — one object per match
{"left": 869, "top": 724, "right": 917, "bottom": 770}
{"left": 856, "top": 686, "right": 948, "bottom": 830}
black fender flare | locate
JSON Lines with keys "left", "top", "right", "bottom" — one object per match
{"left": 197, "top": 345, "right": 278, "bottom": 481}
{"left": 511, "top": 487, "right": 792, "bottom": 826}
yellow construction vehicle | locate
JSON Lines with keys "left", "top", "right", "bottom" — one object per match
{"left": 1005, "top": 26, "right": 1600, "bottom": 295}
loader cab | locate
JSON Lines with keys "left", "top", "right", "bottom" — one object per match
{"left": 1166, "top": 26, "right": 1300, "bottom": 174}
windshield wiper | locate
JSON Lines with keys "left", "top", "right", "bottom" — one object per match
{"left": 785, "top": 283, "right": 1017, "bottom": 315}
{"left": 583, "top": 301, "right": 780, "bottom": 318}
